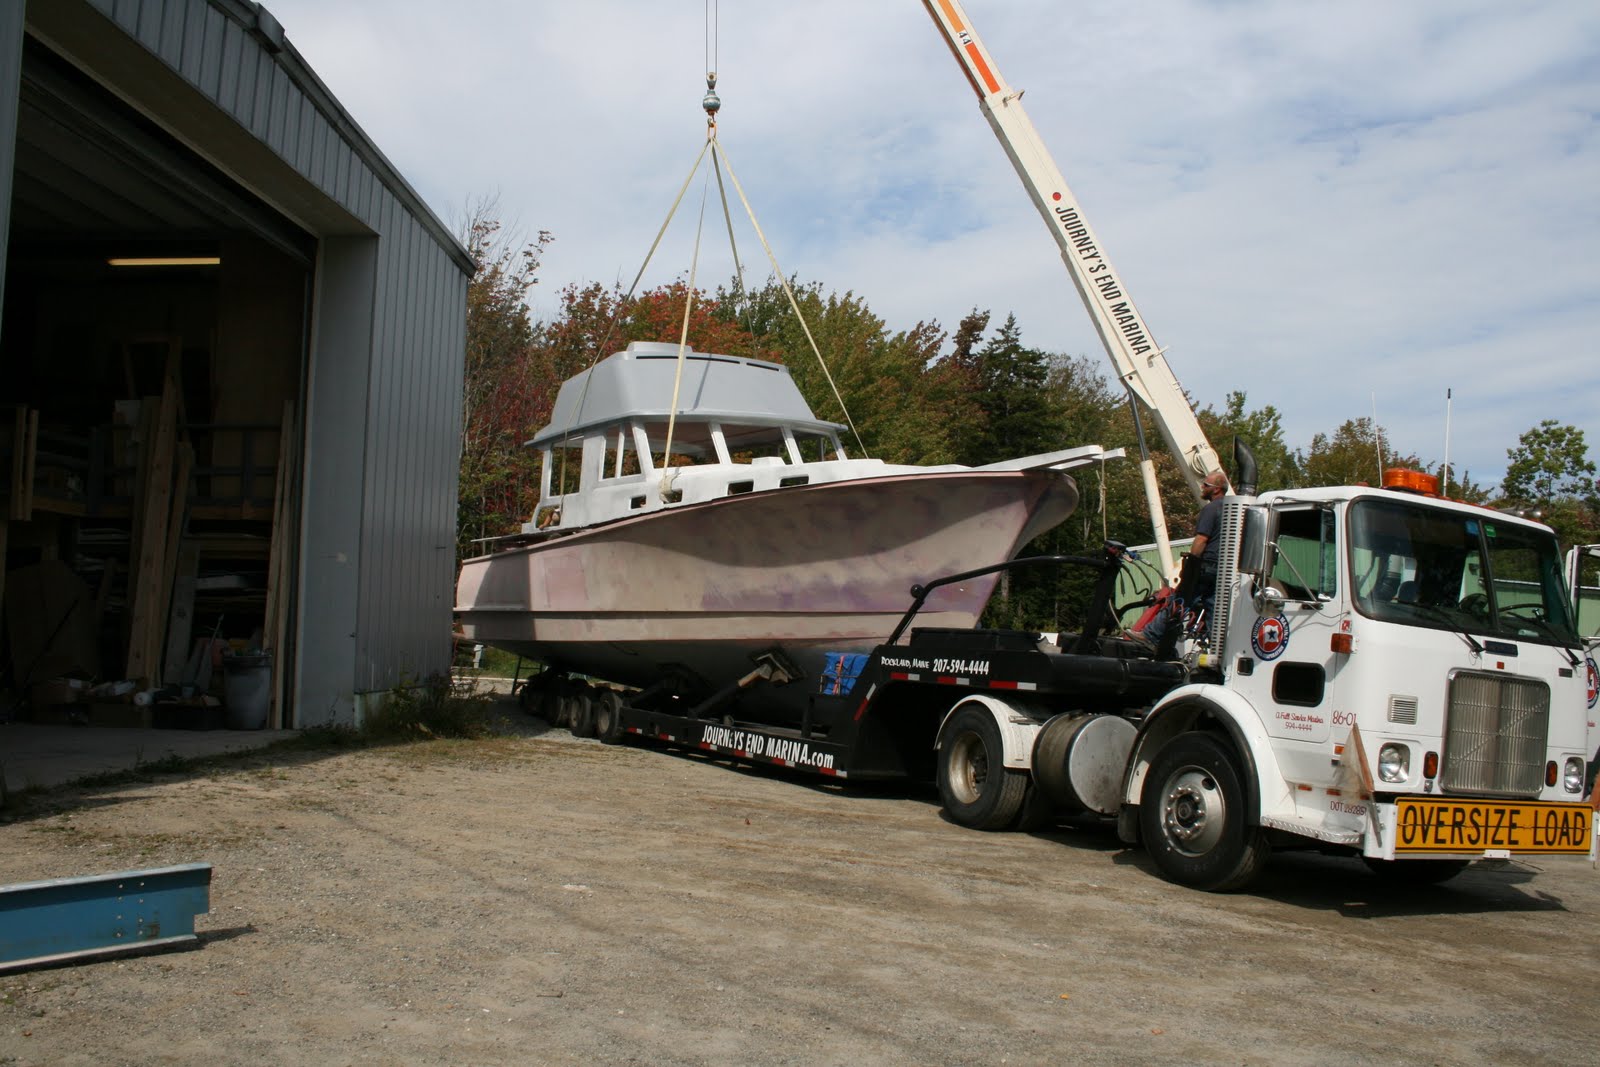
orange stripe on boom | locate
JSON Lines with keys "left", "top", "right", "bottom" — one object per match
{"left": 964, "top": 43, "right": 1000, "bottom": 95}
{"left": 935, "top": 0, "right": 965, "bottom": 31}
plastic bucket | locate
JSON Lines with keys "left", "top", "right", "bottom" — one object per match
{"left": 223, "top": 653, "right": 272, "bottom": 730}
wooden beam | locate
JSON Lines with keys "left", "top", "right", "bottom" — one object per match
{"left": 124, "top": 343, "right": 182, "bottom": 687}
{"left": 264, "top": 400, "right": 295, "bottom": 729}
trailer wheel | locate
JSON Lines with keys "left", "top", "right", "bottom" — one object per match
{"left": 938, "top": 705, "right": 1027, "bottom": 831}
{"left": 570, "top": 692, "right": 597, "bottom": 738}
{"left": 518, "top": 677, "right": 550, "bottom": 720}
{"left": 593, "top": 689, "right": 625, "bottom": 744}
{"left": 551, "top": 692, "right": 574, "bottom": 730}
{"left": 1139, "top": 732, "right": 1268, "bottom": 891}
{"left": 1362, "top": 858, "right": 1469, "bottom": 885}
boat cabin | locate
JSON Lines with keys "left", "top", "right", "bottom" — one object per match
{"left": 525, "top": 342, "right": 854, "bottom": 534}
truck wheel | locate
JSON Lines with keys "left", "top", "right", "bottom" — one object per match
{"left": 1139, "top": 732, "right": 1268, "bottom": 891}
{"left": 1362, "top": 858, "right": 1469, "bottom": 885}
{"left": 593, "top": 689, "right": 625, "bottom": 744}
{"left": 518, "top": 677, "right": 548, "bottom": 719}
{"left": 938, "top": 705, "right": 1027, "bottom": 831}
{"left": 570, "top": 692, "right": 597, "bottom": 738}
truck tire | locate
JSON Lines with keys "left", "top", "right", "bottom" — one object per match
{"left": 938, "top": 704, "right": 1027, "bottom": 831}
{"left": 518, "top": 677, "right": 549, "bottom": 720}
{"left": 570, "top": 692, "right": 597, "bottom": 738}
{"left": 1139, "top": 732, "right": 1268, "bottom": 891}
{"left": 1362, "top": 858, "right": 1469, "bottom": 885}
{"left": 593, "top": 689, "right": 625, "bottom": 744}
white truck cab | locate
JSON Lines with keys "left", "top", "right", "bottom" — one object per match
{"left": 1125, "top": 471, "right": 1593, "bottom": 886}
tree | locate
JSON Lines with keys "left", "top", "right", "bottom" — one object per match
{"left": 1502, "top": 420, "right": 1598, "bottom": 507}
{"left": 1297, "top": 418, "right": 1424, "bottom": 489}
{"left": 1199, "top": 391, "right": 1300, "bottom": 491}
{"left": 457, "top": 202, "right": 552, "bottom": 560}
{"left": 960, "top": 314, "right": 1065, "bottom": 466}
{"left": 1500, "top": 420, "right": 1600, "bottom": 550}
{"left": 721, "top": 276, "right": 981, "bottom": 465}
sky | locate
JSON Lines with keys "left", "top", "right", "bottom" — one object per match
{"left": 261, "top": 0, "right": 1599, "bottom": 490}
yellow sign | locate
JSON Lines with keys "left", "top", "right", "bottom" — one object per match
{"left": 1394, "top": 798, "right": 1593, "bottom": 855}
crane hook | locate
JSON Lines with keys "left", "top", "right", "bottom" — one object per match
{"left": 702, "top": 71, "right": 721, "bottom": 133}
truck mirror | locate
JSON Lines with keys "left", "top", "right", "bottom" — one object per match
{"left": 1237, "top": 505, "right": 1269, "bottom": 578}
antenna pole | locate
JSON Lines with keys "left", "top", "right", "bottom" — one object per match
{"left": 1442, "top": 388, "right": 1453, "bottom": 497}
{"left": 1371, "top": 393, "right": 1384, "bottom": 484}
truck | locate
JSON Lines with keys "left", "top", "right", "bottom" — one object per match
{"left": 513, "top": 0, "right": 1597, "bottom": 890}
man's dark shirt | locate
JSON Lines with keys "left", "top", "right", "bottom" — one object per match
{"left": 1194, "top": 497, "right": 1224, "bottom": 563}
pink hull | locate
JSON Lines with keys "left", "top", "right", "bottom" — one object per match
{"left": 455, "top": 468, "right": 1077, "bottom": 708}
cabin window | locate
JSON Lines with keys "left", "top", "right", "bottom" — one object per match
{"left": 640, "top": 420, "right": 721, "bottom": 470}
{"left": 793, "top": 431, "right": 843, "bottom": 462}
{"left": 541, "top": 444, "right": 583, "bottom": 496}
{"left": 727, "top": 435, "right": 791, "bottom": 465}
{"left": 602, "top": 427, "right": 643, "bottom": 480}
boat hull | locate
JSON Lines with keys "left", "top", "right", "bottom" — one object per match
{"left": 455, "top": 468, "right": 1077, "bottom": 718}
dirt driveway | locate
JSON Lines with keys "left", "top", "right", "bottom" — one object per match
{"left": 1, "top": 699, "right": 1596, "bottom": 1066}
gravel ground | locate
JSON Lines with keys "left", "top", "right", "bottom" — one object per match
{"left": 0, "top": 698, "right": 1596, "bottom": 1066}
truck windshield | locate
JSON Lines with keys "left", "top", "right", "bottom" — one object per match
{"left": 1349, "top": 498, "right": 1579, "bottom": 647}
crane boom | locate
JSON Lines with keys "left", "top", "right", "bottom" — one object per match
{"left": 922, "top": 0, "right": 1223, "bottom": 570}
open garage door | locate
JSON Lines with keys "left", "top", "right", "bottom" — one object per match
{"left": 1, "top": 40, "right": 310, "bottom": 729}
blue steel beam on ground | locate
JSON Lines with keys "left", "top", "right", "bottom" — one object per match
{"left": 0, "top": 863, "right": 212, "bottom": 972}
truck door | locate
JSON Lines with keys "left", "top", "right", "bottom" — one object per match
{"left": 1229, "top": 506, "right": 1342, "bottom": 774}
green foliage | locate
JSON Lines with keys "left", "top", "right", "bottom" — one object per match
{"left": 724, "top": 276, "right": 981, "bottom": 464}
{"left": 361, "top": 675, "right": 499, "bottom": 742}
{"left": 960, "top": 314, "right": 1066, "bottom": 465}
{"left": 1503, "top": 420, "right": 1598, "bottom": 506}
{"left": 1297, "top": 417, "right": 1424, "bottom": 489}
{"left": 1200, "top": 392, "right": 1300, "bottom": 491}
{"left": 1500, "top": 420, "right": 1600, "bottom": 549}
{"left": 457, "top": 201, "right": 553, "bottom": 558}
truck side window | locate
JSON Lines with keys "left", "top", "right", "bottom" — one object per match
{"left": 1271, "top": 509, "right": 1337, "bottom": 601}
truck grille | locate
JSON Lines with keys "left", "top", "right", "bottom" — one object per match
{"left": 1440, "top": 670, "right": 1549, "bottom": 796}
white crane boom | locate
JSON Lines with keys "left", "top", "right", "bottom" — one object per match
{"left": 922, "top": 0, "right": 1224, "bottom": 572}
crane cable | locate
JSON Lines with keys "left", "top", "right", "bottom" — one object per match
{"left": 659, "top": 168, "right": 714, "bottom": 481}
{"left": 564, "top": 0, "right": 867, "bottom": 503}
{"left": 709, "top": 138, "right": 864, "bottom": 456}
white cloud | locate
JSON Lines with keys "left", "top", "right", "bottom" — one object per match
{"left": 263, "top": 0, "right": 1600, "bottom": 488}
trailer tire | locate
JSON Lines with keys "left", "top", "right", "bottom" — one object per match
{"left": 593, "top": 689, "right": 625, "bottom": 744}
{"left": 1139, "top": 732, "right": 1268, "bottom": 891}
{"left": 570, "top": 692, "right": 597, "bottom": 738}
{"left": 938, "top": 705, "right": 1027, "bottom": 831}
{"left": 1362, "top": 858, "right": 1469, "bottom": 885}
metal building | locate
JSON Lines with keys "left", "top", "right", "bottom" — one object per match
{"left": 0, "top": 0, "right": 474, "bottom": 727}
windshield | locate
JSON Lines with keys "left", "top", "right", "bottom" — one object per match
{"left": 1349, "top": 498, "right": 1579, "bottom": 646}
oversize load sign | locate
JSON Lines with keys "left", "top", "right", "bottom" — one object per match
{"left": 1394, "top": 797, "right": 1592, "bottom": 854}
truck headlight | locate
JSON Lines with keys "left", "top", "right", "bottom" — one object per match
{"left": 1565, "top": 757, "right": 1585, "bottom": 794}
{"left": 1378, "top": 743, "right": 1410, "bottom": 784}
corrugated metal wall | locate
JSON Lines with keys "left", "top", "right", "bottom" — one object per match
{"left": 62, "top": 0, "right": 473, "bottom": 722}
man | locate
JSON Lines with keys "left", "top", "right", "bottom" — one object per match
{"left": 1136, "top": 470, "right": 1229, "bottom": 647}
{"left": 1187, "top": 470, "right": 1230, "bottom": 577}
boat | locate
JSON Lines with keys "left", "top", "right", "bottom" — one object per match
{"left": 453, "top": 341, "right": 1112, "bottom": 719}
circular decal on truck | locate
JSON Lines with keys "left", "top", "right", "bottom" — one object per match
{"left": 1251, "top": 614, "right": 1290, "bottom": 661}
{"left": 1586, "top": 656, "right": 1598, "bottom": 710}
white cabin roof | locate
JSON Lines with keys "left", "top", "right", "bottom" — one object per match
{"left": 528, "top": 342, "right": 845, "bottom": 448}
